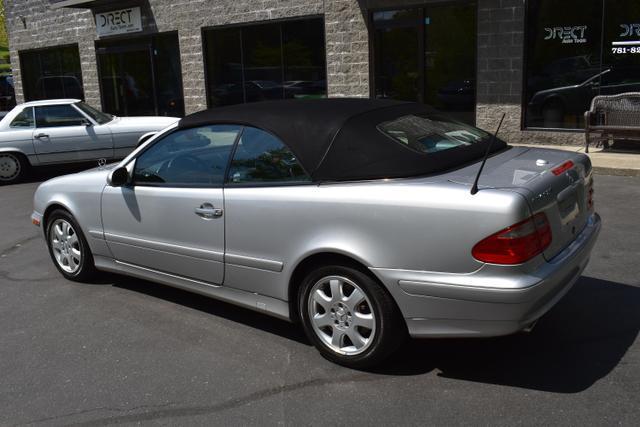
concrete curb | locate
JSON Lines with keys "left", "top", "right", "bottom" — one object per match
{"left": 593, "top": 167, "right": 640, "bottom": 177}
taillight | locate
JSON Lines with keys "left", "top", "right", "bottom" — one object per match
{"left": 552, "top": 160, "right": 574, "bottom": 176}
{"left": 587, "top": 186, "right": 594, "bottom": 210}
{"left": 472, "top": 213, "right": 552, "bottom": 265}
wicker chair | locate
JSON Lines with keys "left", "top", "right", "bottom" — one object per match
{"left": 585, "top": 92, "right": 640, "bottom": 153}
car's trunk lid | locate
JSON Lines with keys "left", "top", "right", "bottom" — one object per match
{"left": 442, "top": 146, "right": 594, "bottom": 261}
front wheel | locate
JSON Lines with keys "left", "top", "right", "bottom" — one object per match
{"left": 46, "top": 210, "right": 96, "bottom": 282}
{"left": 298, "top": 265, "right": 406, "bottom": 369}
{"left": 0, "top": 152, "right": 28, "bottom": 184}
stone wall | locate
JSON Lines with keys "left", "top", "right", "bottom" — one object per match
{"left": 4, "top": 0, "right": 588, "bottom": 145}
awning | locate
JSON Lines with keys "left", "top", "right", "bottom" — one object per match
{"left": 49, "top": 0, "right": 92, "bottom": 7}
{"left": 49, "top": 0, "right": 114, "bottom": 8}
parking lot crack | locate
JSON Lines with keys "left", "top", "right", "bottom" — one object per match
{"left": 18, "top": 402, "right": 177, "bottom": 426}
{"left": 0, "top": 234, "right": 40, "bottom": 258}
{"left": 25, "top": 374, "right": 385, "bottom": 426}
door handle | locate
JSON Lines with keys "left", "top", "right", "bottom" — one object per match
{"left": 195, "top": 204, "right": 223, "bottom": 219}
{"left": 35, "top": 133, "right": 49, "bottom": 139}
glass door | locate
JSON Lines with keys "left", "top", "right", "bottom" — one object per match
{"left": 98, "top": 44, "right": 155, "bottom": 116}
{"left": 97, "top": 33, "right": 185, "bottom": 117}
{"left": 372, "top": 2, "right": 477, "bottom": 124}
{"left": 372, "top": 9, "right": 422, "bottom": 102}
{"left": 424, "top": 2, "right": 477, "bottom": 124}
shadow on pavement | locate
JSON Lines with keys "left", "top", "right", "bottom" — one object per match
{"left": 107, "top": 276, "right": 308, "bottom": 345}
{"left": 378, "top": 276, "right": 640, "bottom": 393}
{"left": 100, "top": 273, "right": 638, "bottom": 393}
{"left": 20, "top": 162, "right": 101, "bottom": 184}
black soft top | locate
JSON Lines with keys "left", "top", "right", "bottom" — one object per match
{"left": 178, "top": 98, "right": 503, "bottom": 181}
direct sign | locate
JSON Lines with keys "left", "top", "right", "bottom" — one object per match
{"left": 96, "top": 7, "right": 142, "bottom": 37}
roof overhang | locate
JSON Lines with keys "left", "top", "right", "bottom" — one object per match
{"left": 49, "top": 0, "right": 109, "bottom": 8}
{"left": 49, "top": 0, "right": 93, "bottom": 7}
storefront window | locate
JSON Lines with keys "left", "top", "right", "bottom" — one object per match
{"left": 96, "top": 33, "right": 184, "bottom": 117}
{"left": 372, "top": 3, "right": 477, "bottom": 125}
{"left": 524, "top": 0, "right": 640, "bottom": 130}
{"left": 19, "top": 45, "right": 84, "bottom": 101}
{"left": 204, "top": 17, "right": 327, "bottom": 107}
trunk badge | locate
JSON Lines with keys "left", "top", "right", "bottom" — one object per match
{"left": 536, "top": 159, "right": 549, "bottom": 166}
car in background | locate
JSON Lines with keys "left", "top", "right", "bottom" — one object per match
{"left": 284, "top": 80, "right": 327, "bottom": 99}
{"left": 0, "top": 75, "right": 16, "bottom": 117}
{"left": 34, "top": 76, "right": 84, "bottom": 101}
{"left": 527, "top": 67, "right": 640, "bottom": 127}
{"left": 31, "top": 99, "right": 600, "bottom": 368}
{"left": 0, "top": 99, "right": 178, "bottom": 184}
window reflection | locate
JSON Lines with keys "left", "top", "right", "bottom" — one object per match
{"left": 373, "top": 9, "right": 421, "bottom": 102}
{"left": 204, "top": 18, "right": 327, "bottom": 108}
{"left": 228, "top": 127, "right": 309, "bottom": 183}
{"left": 20, "top": 45, "right": 84, "bottom": 101}
{"left": 524, "top": 0, "right": 640, "bottom": 129}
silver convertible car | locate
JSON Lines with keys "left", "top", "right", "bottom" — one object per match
{"left": 32, "top": 99, "right": 601, "bottom": 368}
{"left": 0, "top": 99, "right": 178, "bottom": 184}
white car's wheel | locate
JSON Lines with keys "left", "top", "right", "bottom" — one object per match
{"left": 46, "top": 210, "right": 96, "bottom": 281}
{"left": 0, "top": 153, "right": 28, "bottom": 184}
{"left": 298, "top": 265, "right": 406, "bottom": 369}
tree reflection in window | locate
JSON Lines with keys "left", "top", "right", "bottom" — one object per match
{"left": 228, "top": 127, "right": 310, "bottom": 183}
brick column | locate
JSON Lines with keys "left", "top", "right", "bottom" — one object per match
{"left": 78, "top": 38, "right": 101, "bottom": 110}
{"left": 179, "top": 28, "right": 207, "bottom": 115}
{"left": 324, "top": 0, "right": 370, "bottom": 98}
{"left": 476, "top": 0, "right": 525, "bottom": 140}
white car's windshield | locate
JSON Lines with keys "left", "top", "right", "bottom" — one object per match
{"left": 74, "top": 102, "right": 113, "bottom": 125}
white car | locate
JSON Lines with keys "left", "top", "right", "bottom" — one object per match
{"left": 0, "top": 99, "right": 178, "bottom": 184}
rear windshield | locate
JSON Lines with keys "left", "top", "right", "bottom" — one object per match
{"left": 378, "top": 114, "right": 491, "bottom": 154}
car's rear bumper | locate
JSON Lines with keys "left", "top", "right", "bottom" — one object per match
{"left": 371, "top": 212, "right": 601, "bottom": 338}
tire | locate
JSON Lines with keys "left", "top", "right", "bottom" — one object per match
{"left": 45, "top": 209, "right": 97, "bottom": 282}
{"left": 298, "top": 265, "right": 406, "bottom": 369}
{"left": 0, "top": 152, "right": 28, "bottom": 184}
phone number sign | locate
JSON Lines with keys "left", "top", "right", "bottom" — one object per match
{"left": 96, "top": 7, "right": 142, "bottom": 37}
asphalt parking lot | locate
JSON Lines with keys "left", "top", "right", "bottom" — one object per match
{"left": 1, "top": 170, "right": 639, "bottom": 426}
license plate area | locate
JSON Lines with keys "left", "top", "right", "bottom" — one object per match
{"left": 557, "top": 185, "right": 580, "bottom": 225}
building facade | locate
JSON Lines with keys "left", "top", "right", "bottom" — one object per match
{"left": 5, "top": 0, "right": 640, "bottom": 144}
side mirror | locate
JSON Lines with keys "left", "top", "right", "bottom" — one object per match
{"left": 81, "top": 118, "right": 92, "bottom": 127}
{"left": 107, "top": 166, "right": 130, "bottom": 187}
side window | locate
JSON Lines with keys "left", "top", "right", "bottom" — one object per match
{"left": 35, "top": 105, "right": 86, "bottom": 127}
{"left": 133, "top": 125, "right": 240, "bottom": 186}
{"left": 10, "top": 107, "right": 34, "bottom": 128}
{"left": 228, "top": 127, "right": 309, "bottom": 184}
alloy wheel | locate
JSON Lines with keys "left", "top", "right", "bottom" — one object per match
{"left": 307, "top": 275, "right": 376, "bottom": 356}
{"left": 50, "top": 219, "right": 82, "bottom": 274}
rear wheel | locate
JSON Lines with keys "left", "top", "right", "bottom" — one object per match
{"left": 298, "top": 265, "right": 405, "bottom": 369}
{"left": 0, "top": 153, "right": 28, "bottom": 184}
{"left": 46, "top": 209, "right": 96, "bottom": 282}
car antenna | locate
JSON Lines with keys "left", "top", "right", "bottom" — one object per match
{"left": 470, "top": 113, "right": 506, "bottom": 196}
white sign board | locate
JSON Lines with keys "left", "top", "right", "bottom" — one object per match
{"left": 96, "top": 7, "right": 142, "bottom": 37}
